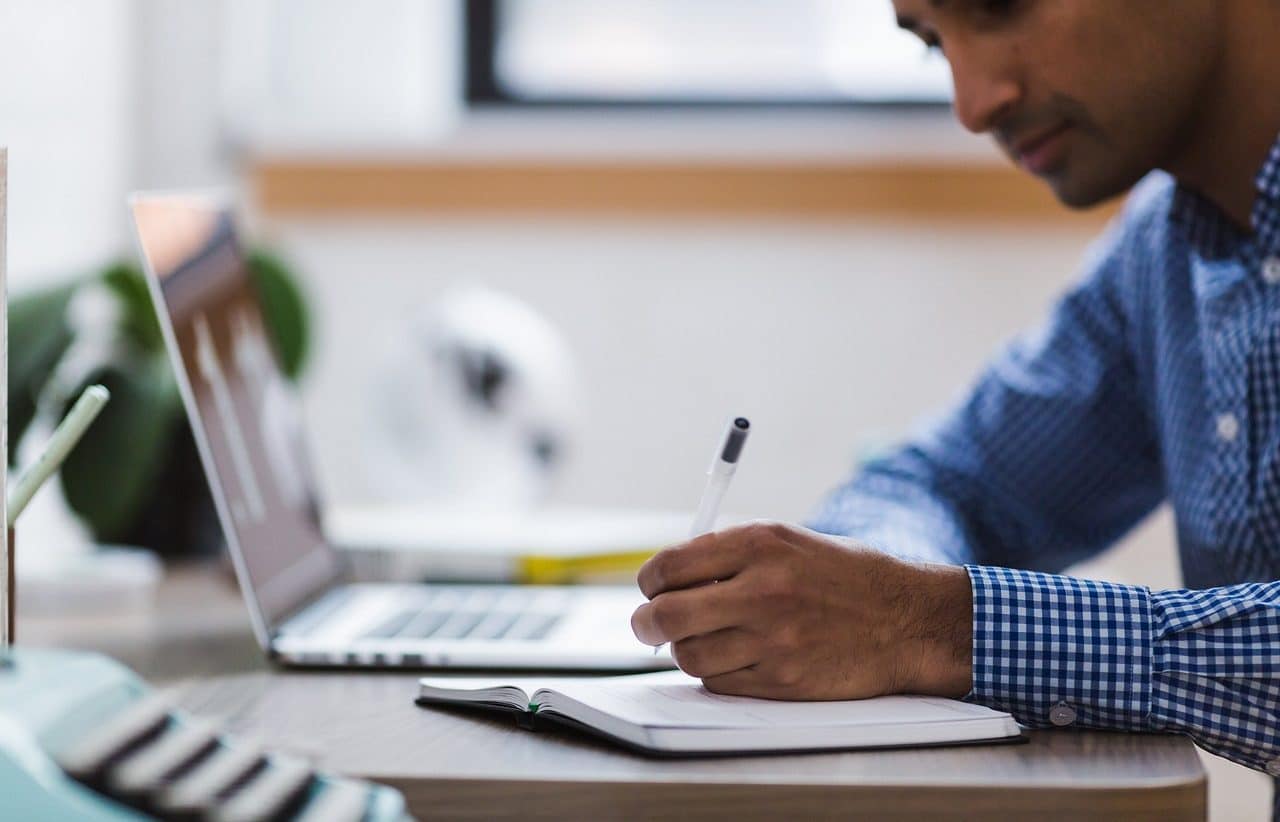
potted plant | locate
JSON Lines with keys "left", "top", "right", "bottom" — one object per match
{"left": 7, "top": 251, "right": 309, "bottom": 558}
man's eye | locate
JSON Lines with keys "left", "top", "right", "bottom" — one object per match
{"left": 981, "top": 0, "right": 1022, "bottom": 18}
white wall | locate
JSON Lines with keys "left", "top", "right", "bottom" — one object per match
{"left": 132, "top": 0, "right": 229, "bottom": 190}
{"left": 272, "top": 216, "right": 1094, "bottom": 518}
{"left": 0, "top": 0, "right": 136, "bottom": 289}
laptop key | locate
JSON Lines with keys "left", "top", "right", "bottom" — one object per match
{"left": 507, "top": 613, "right": 562, "bottom": 641}
{"left": 433, "top": 612, "right": 486, "bottom": 640}
{"left": 494, "top": 589, "right": 535, "bottom": 611}
{"left": 360, "top": 595, "right": 568, "bottom": 643}
{"left": 362, "top": 610, "right": 418, "bottom": 640}
{"left": 401, "top": 610, "right": 450, "bottom": 638}
{"left": 525, "top": 614, "right": 562, "bottom": 641}
{"left": 472, "top": 611, "right": 522, "bottom": 640}
{"left": 426, "top": 590, "right": 463, "bottom": 613}
{"left": 455, "top": 588, "right": 500, "bottom": 612}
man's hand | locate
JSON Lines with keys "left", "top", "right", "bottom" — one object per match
{"left": 631, "top": 521, "right": 973, "bottom": 700}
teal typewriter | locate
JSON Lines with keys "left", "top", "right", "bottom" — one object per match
{"left": 0, "top": 648, "right": 410, "bottom": 821}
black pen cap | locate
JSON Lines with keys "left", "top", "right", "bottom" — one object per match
{"left": 720, "top": 417, "right": 750, "bottom": 464}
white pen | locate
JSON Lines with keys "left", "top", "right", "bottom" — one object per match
{"left": 656, "top": 416, "right": 751, "bottom": 655}
{"left": 3, "top": 384, "right": 110, "bottom": 649}
{"left": 7, "top": 385, "right": 111, "bottom": 527}
{"left": 689, "top": 417, "right": 751, "bottom": 537}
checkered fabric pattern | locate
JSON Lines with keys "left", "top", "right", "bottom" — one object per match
{"left": 966, "top": 566, "right": 1280, "bottom": 774}
{"left": 809, "top": 135, "right": 1280, "bottom": 797}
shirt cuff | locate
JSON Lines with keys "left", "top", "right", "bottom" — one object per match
{"left": 965, "top": 565, "right": 1154, "bottom": 730}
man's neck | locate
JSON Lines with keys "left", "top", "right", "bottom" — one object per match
{"left": 1163, "top": 6, "right": 1280, "bottom": 230}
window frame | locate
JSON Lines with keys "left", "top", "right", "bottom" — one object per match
{"left": 463, "top": 0, "right": 951, "bottom": 111}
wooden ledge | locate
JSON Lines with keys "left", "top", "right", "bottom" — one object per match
{"left": 251, "top": 160, "right": 1119, "bottom": 224}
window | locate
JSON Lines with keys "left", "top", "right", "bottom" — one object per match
{"left": 466, "top": 0, "right": 952, "bottom": 107}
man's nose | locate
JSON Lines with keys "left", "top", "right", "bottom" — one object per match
{"left": 948, "top": 43, "right": 1022, "bottom": 134}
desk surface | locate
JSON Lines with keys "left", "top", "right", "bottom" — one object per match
{"left": 170, "top": 669, "right": 1206, "bottom": 821}
{"left": 29, "top": 565, "right": 1207, "bottom": 820}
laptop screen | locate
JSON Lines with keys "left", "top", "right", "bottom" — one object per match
{"left": 130, "top": 193, "right": 342, "bottom": 637}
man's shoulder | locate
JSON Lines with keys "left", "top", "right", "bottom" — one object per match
{"left": 1046, "top": 171, "right": 1188, "bottom": 358}
{"left": 1118, "top": 171, "right": 1179, "bottom": 235}
{"left": 1077, "top": 172, "right": 1179, "bottom": 290}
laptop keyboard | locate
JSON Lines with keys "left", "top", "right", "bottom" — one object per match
{"left": 360, "top": 589, "right": 564, "bottom": 643}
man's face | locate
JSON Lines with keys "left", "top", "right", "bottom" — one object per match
{"left": 892, "top": 0, "right": 1224, "bottom": 208}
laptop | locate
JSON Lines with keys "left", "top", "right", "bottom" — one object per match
{"left": 129, "top": 191, "right": 673, "bottom": 671}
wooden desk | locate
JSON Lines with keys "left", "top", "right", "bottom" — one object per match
{"left": 171, "top": 670, "right": 1206, "bottom": 821}
{"left": 22, "top": 561, "right": 264, "bottom": 681}
{"left": 27, "top": 565, "right": 1207, "bottom": 820}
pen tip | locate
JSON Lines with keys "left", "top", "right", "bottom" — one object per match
{"left": 733, "top": 417, "right": 749, "bottom": 430}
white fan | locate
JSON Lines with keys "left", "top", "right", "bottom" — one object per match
{"left": 366, "top": 287, "right": 582, "bottom": 510}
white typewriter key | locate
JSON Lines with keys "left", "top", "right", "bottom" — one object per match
{"left": 108, "top": 718, "right": 218, "bottom": 795}
{"left": 294, "top": 779, "right": 372, "bottom": 822}
{"left": 55, "top": 695, "right": 173, "bottom": 778}
{"left": 213, "top": 755, "right": 314, "bottom": 822}
{"left": 154, "top": 742, "right": 265, "bottom": 815}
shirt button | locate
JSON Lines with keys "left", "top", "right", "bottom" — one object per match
{"left": 1268, "top": 759, "right": 1280, "bottom": 777}
{"left": 1264, "top": 257, "right": 1280, "bottom": 284}
{"left": 1216, "top": 413, "right": 1240, "bottom": 442}
{"left": 1048, "top": 701, "right": 1077, "bottom": 727}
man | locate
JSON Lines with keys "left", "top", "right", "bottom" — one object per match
{"left": 630, "top": 0, "right": 1280, "bottom": 813}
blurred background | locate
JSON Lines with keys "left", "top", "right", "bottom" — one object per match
{"left": 0, "top": 1, "right": 1264, "bottom": 817}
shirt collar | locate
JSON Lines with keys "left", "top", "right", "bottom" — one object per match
{"left": 1250, "top": 131, "right": 1280, "bottom": 246}
{"left": 1254, "top": 130, "right": 1280, "bottom": 208}
{"left": 1170, "top": 129, "right": 1280, "bottom": 257}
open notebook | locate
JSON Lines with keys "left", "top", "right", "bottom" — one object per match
{"left": 417, "top": 670, "right": 1023, "bottom": 756}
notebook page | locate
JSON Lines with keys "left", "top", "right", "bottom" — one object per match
{"left": 540, "top": 670, "right": 1008, "bottom": 729}
{"left": 418, "top": 676, "right": 549, "bottom": 707}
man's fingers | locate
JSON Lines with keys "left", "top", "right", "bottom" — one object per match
{"left": 699, "top": 666, "right": 779, "bottom": 699}
{"left": 637, "top": 529, "right": 758, "bottom": 598}
{"left": 631, "top": 578, "right": 751, "bottom": 646}
{"left": 671, "top": 627, "right": 761, "bottom": 679}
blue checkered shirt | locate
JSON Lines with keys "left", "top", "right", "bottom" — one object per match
{"left": 810, "top": 136, "right": 1280, "bottom": 808}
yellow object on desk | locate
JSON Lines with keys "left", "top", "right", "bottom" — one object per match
{"left": 327, "top": 503, "right": 724, "bottom": 584}
{"left": 516, "top": 549, "right": 658, "bottom": 585}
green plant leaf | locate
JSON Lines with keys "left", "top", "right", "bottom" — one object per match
{"left": 8, "top": 283, "right": 77, "bottom": 462}
{"left": 101, "top": 261, "right": 165, "bottom": 353}
{"left": 248, "top": 249, "right": 310, "bottom": 380}
{"left": 58, "top": 356, "right": 182, "bottom": 542}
